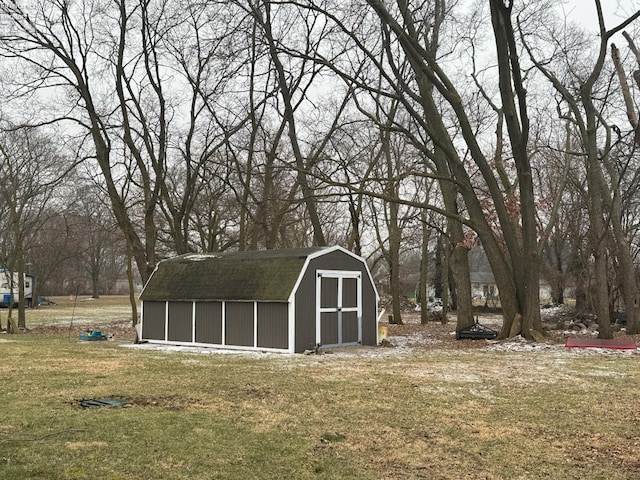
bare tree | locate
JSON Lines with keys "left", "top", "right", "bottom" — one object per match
{"left": 330, "top": 0, "right": 546, "bottom": 338}
{"left": 0, "top": 0, "right": 155, "bottom": 284}
{"left": 246, "top": 0, "right": 328, "bottom": 247}
{"left": 69, "top": 184, "right": 126, "bottom": 298}
{"left": 524, "top": 0, "right": 640, "bottom": 336}
{"left": 0, "top": 126, "right": 64, "bottom": 331}
{"left": 611, "top": 31, "right": 640, "bottom": 332}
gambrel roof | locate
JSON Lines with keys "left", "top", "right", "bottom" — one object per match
{"left": 140, "top": 247, "right": 327, "bottom": 302}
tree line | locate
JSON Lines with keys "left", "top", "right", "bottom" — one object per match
{"left": 0, "top": 0, "right": 639, "bottom": 339}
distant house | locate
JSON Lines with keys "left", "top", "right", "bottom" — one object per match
{"left": 468, "top": 246, "right": 551, "bottom": 301}
{"left": 468, "top": 247, "right": 497, "bottom": 300}
{"left": 470, "top": 271, "right": 498, "bottom": 300}
{"left": 139, "top": 246, "right": 379, "bottom": 353}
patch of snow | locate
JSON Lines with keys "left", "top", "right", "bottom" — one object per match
{"left": 484, "top": 336, "right": 639, "bottom": 356}
{"left": 561, "top": 329, "right": 597, "bottom": 337}
{"left": 583, "top": 368, "right": 627, "bottom": 377}
{"left": 485, "top": 338, "right": 564, "bottom": 353}
{"left": 183, "top": 254, "right": 216, "bottom": 261}
{"left": 540, "top": 303, "right": 574, "bottom": 318}
{"left": 118, "top": 332, "right": 638, "bottom": 361}
{"left": 414, "top": 299, "right": 444, "bottom": 313}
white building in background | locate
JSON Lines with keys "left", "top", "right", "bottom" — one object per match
{"left": 468, "top": 246, "right": 552, "bottom": 303}
{"left": 0, "top": 269, "right": 35, "bottom": 307}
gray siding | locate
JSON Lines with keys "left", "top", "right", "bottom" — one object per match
{"left": 342, "top": 311, "right": 358, "bottom": 343}
{"left": 225, "top": 302, "right": 254, "bottom": 346}
{"left": 257, "top": 302, "right": 288, "bottom": 349}
{"left": 320, "top": 277, "right": 338, "bottom": 308}
{"left": 320, "top": 311, "right": 338, "bottom": 345}
{"left": 195, "top": 302, "right": 222, "bottom": 344}
{"left": 168, "top": 301, "right": 193, "bottom": 342}
{"left": 342, "top": 277, "right": 358, "bottom": 308}
{"left": 142, "top": 301, "right": 166, "bottom": 340}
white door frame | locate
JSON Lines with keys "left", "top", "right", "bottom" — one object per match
{"left": 315, "top": 269, "right": 362, "bottom": 348}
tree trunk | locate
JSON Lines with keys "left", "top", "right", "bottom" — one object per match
{"left": 16, "top": 247, "right": 27, "bottom": 330}
{"left": 17, "top": 269, "right": 26, "bottom": 330}
{"left": 588, "top": 155, "right": 612, "bottom": 338}
{"left": 613, "top": 239, "right": 640, "bottom": 334}
{"left": 6, "top": 314, "right": 15, "bottom": 334}
{"left": 91, "top": 261, "right": 100, "bottom": 299}
{"left": 598, "top": 146, "right": 640, "bottom": 334}
{"left": 441, "top": 237, "right": 450, "bottom": 325}
{"left": 552, "top": 244, "right": 565, "bottom": 304}
{"left": 422, "top": 101, "right": 473, "bottom": 332}
{"left": 347, "top": 194, "right": 363, "bottom": 257}
{"left": 127, "top": 243, "right": 138, "bottom": 325}
{"left": 434, "top": 235, "right": 443, "bottom": 300}
{"left": 490, "top": 0, "right": 543, "bottom": 341}
{"left": 388, "top": 199, "right": 403, "bottom": 325}
{"left": 606, "top": 194, "right": 639, "bottom": 334}
{"left": 419, "top": 210, "right": 430, "bottom": 325}
{"left": 450, "top": 240, "right": 472, "bottom": 331}
{"left": 573, "top": 250, "right": 588, "bottom": 312}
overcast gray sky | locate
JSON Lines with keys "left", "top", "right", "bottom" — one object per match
{"left": 565, "top": 0, "right": 639, "bottom": 35}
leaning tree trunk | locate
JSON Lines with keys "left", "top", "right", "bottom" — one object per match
{"left": 611, "top": 38, "right": 640, "bottom": 334}
{"left": 422, "top": 101, "right": 473, "bottom": 331}
{"left": 490, "top": 0, "right": 543, "bottom": 341}
{"left": 579, "top": 77, "right": 613, "bottom": 338}
{"left": 435, "top": 150, "right": 473, "bottom": 333}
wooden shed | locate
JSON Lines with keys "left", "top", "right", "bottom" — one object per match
{"left": 138, "top": 246, "right": 379, "bottom": 353}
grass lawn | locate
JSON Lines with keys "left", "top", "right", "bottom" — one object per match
{"left": 2, "top": 297, "right": 640, "bottom": 479}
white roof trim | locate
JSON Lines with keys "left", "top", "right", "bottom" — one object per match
{"left": 288, "top": 246, "right": 379, "bottom": 303}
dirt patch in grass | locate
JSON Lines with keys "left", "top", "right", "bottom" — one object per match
{"left": 128, "top": 394, "right": 208, "bottom": 411}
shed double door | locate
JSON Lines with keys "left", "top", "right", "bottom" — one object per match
{"left": 316, "top": 270, "right": 362, "bottom": 347}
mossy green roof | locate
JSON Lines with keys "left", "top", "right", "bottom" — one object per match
{"left": 140, "top": 247, "right": 327, "bottom": 302}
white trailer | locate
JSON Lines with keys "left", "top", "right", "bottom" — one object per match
{"left": 0, "top": 269, "right": 35, "bottom": 307}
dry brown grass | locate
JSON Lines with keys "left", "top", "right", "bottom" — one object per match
{"left": 22, "top": 295, "right": 136, "bottom": 328}
{"left": 2, "top": 298, "right": 640, "bottom": 479}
